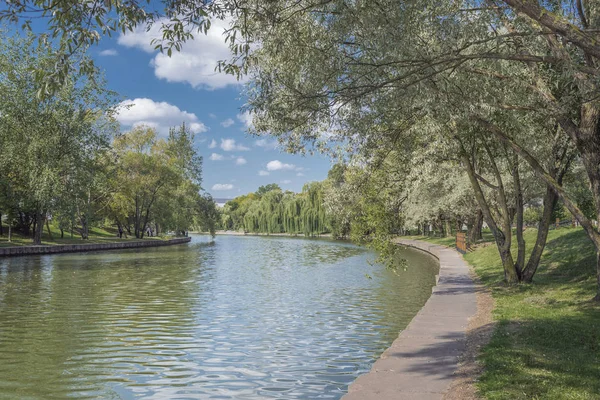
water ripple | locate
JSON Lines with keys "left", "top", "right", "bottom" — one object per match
{"left": 0, "top": 235, "right": 437, "bottom": 399}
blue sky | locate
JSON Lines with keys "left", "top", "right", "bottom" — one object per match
{"left": 91, "top": 19, "right": 332, "bottom": 198}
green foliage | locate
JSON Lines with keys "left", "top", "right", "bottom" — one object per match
{"left": 222, "top": 182, "right": 331, "bottom": 236}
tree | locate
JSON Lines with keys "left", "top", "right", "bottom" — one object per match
{"left": 0, "top": 33, "right": 116, "bottom": 244}
{"left": 111, "top": 126, "right": 177, "bottom": 238}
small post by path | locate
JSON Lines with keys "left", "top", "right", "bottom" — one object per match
{"left": 456, "top": 232, "right": 467, "bottom": 254}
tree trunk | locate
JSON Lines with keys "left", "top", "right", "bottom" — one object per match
{"left": 8, "top": 223, "right": 12, "bottom": 242}
{"left": 444, "top": 218, "right": 452, "bottom": 237}
{"left": 522, "top": 187, "right": 558, "bottom": 282}
{"left": 461, "top": 148, "right": 519, "bottom": 284}
{"left": 499, "top": 243, "right": 519, "bottom": 284}
{"left": 32, "top": 214, "right": 37, "bottom": 241}
{"left": 134, "top": 196, "right": 141, "bottom": 238}
{"left": 33, "top": 211, "right": 44, "bottom": 245}
{"left": 60, "top": 228, "right": 64, "bottom": 239}
{"left": 0, "top": 212, "right": 3, "bottom": 236}
{"left": 595, "top": 251, "right": 600, "bottom": 302}
{"left": 513, "top": 156, "right": 525, "bottom": 277}
{"left": 45, "top": 218, "right": 53, "bottom": 240}
{"left": 470, "top": 209, "right": 483, "bottom": 242}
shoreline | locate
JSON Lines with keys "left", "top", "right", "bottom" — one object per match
{"left": 198, "top": 230, "right": 334, "bottom": 238}
{"left": 343, "top": 238, "right": 478, "bottom": 400}
{"left": 0, "top": 237, "right": 192, "bottom": 257}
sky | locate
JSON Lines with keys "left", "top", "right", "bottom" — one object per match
{"left": 91, "top": 19, "right": 332, "bottom": 199}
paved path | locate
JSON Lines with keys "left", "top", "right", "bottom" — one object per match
{"left": 342, "top": 239, "right": 476, "bottom": 400}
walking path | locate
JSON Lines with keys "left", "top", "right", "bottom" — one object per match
{"left": 343, "top": 239, "right": 477, "bottom": 400}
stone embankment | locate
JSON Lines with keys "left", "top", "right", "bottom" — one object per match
{"left": 0, "top": 237, "right": 192, "bottom": 257}
{"left": 343, "top": 239, "right": 477, "bottom": 400}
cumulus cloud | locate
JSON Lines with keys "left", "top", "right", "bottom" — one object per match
{"left": 296, "top": 172, "right": 305, "bottom": 177}
{"left": 118, "top": 18, "right": 242, "bottom": 90}
{"left": 221, "top": 138, "right": 249, "bottom": 151}
{"left": 209, "top": 153, "right": 225, "bottom": 161}
{"left": 208, "top": 139, "right": 217, "bottom": 149}
{"left": 237, "top": 111, "right": 254, "bottom": 130}
{"left": 255, "top": 138, "right": 279, "bottom": 150}
{"left": 115, "top": 98, "right": 207, "bottom": 136}
{"left": 235, "top": 157, "right": 247, "bottom": 165}
{"left": 266, "top": 160, "right": 295, "bottom": 171}
{"left": 212, "top": 183, "right": 234, "bottom": 191}
{"left": 221, "top": 118, "right": 235, "bottom": 128}
{"left": 99, "top": 49, "right": 118, "bottom": 56}
{"left": 281, "top": 180, "right": 292, "bottom": 184}
{"left": 258, "top": 170, "right": 270, "bottom": 176}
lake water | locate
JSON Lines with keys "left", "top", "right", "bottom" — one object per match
{"left": 0, "top": 235, "right": 438, "bottom": 399}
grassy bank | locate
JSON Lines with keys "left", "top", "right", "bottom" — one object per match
{"left": 411, "top": 228, "right": 600, "bottom": 399}
{"left": 0, "top": 224, "right": 165, "bottom": 247}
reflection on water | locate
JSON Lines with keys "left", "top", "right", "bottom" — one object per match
{"left": 0, "top": 235, "right": 438, "bottom": 399}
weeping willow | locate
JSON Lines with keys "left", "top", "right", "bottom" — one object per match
{"left": 228, "top": 183, "right": 331, "bottom": 236}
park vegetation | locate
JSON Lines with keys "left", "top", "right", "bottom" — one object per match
{"left": 1, "top": 2, "right": 600, "bottom": 397}
{"left": 20, "top": 0, "right": 594, "bottom": 297}
{"left": 0, "top": 34, "right": 218, "bottom": 245}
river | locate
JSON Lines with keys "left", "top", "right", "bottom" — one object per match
{"left": 0, "top": 234, "right": 438, "bottom": 399}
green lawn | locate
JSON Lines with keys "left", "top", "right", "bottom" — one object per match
{"left": 0, "top": 224, "right": 165, "bottom": 247}
{"left": 410, "top": 228, "right": 600, "bottom": 399}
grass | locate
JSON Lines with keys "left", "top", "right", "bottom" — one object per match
{"left": 410, "top": 228, "right": 600, "bottom": 399}
{"left": 0, "top": 224, "right": 166, "bottom": 247}
{"left": 406, "top": 231, "right": 496, "bottom": 248}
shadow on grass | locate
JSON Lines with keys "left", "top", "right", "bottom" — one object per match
{"left": 478, "top": 313, "right": 600, "bottom": 400}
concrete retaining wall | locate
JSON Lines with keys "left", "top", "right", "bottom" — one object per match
{"left": 0, "top": 237, "right": 192, "bottom": 257}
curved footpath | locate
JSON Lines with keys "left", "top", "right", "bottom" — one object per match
{"left": 343, "top": 238, "right": 477, "bottom": 400}
{"left": 0, "top": 237, "right": 192, "bottom": 257}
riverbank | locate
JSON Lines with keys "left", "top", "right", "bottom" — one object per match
{"left": 343, "top": 239, "right": 478, "bottom": 400}
{"left": 0, "top": 237, "right": 191, "bottom": 257}
{"left": 203, "top": 230, "right": 334, "bottom": 238}
{"left": 410, "top": 227, "right": 600, "bottom": 399}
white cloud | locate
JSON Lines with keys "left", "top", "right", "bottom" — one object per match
{"left": 208, "top": 113, "right": 217, "bottom": 118}
{"left": 99, "top": 49, "right": 118, "bottom": 56}
{"left": 118, "top": 18, "right": 242, "bottom": 90}
{"left": 281, "top": 180, "right": 292, "bottom": 184}
{"left": 221, "top": 138, "right": 249, "bottom": 151}
{"left": 212, "top": 183, "right": 234, "bottom": 191}
{"left": 258, "top": 170, "right": 270, "bottom": 176}
{"left": 221, "top": 118, "right": 235, "bottom": 128}
{"left": 209, "top": 153, "right": 225, "bottom": 161}
{"left": 237, "top": 111, "right": 254, "bottom": 129}
{"left": 235, "top": 157, "right": 247, "bottom": 165}
{"left": 115, "top": 98, "right": 207, "bottom": 136}
{"left": 266, "top": 160, "right": 295, "bottom": 171}
{"left": 208, "top": 139, "right": 217, "bottom": 149}
{"left": 296, "top": 173, "right": 305, "bottom": 177}
{"left": 255, "top": 138, "right": 279, "bottom": 150}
